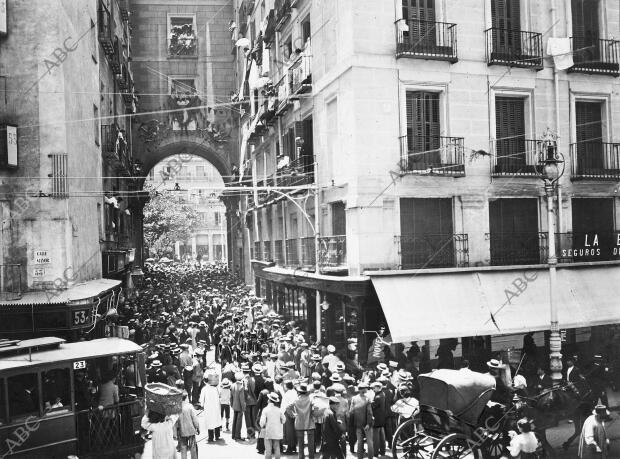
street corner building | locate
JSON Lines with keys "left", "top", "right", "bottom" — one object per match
{"left": 234, "top": 0, "right": 620, "bottom": 376}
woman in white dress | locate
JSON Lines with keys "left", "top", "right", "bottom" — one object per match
{"left": 200, "top": 374, "right": 223, "bottom": 441}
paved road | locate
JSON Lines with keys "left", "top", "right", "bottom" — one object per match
{"left": 141, "top": 350, "right": 620, "bottom": 458}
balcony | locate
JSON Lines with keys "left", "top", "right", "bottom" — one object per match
{"left": 492, "top": 138, "right": 539, "bottom": 176}
{"left": 396, "top": 234, "right": 469, "bottom": 269}
{"left": 485, "top": 28, "right": 543, "bottom": 69}
{"left": 263, "top": 241, "right": 272, "bottom": 262}
{"left": 399, "top": 135, "right": 465, "bottom": 176}
{"left": 285, "top": 238, "right": 299, "bottom": 266}
{"left": 301, "top": 237, "right": 316, "bottom": 268}
{"left": 253, "top": 241, "right": 263, "bottom": 261}
{"left": 395, "top": 19, "right": 458, "bottom": 62}
{"left": 109, "top": 40, "right": 122, "bottom": 74}
{"left": 98, "top": 5, "right": 114, "bottom": 55}
{"left": 486, "top": 232, "right": 548, "bottom": 266}
{"left": 275, "top": 0, "right": 292, "bottom": 32}
{"left": 570, "top": 142, "right": 620, "bottom": 180}
{"left": 119, "top": 0, "right": 130, "bottom": 21}
{"left": 274, "top": 240, "right": 284, "bottom": 265}
{"left": 102, "top": 124, "right": 131, "bottom": 175}
{"left": 277, "top": 157, "right": 314, "bottom": 187}
{"left": 318, "top": 236, "right": 347, "bottom": 270}
{"left": 289, "top": 48, "right": 312, "bottom": 95}
{"left": 276, "top": 74, "right": 293, "bottom": 116}
{"left": 116, "top": 64, "right": 130, "bottom": 90}
{"left": 0, "top": 264, "right": 22, "bottom": 301}
{"left": 168, "top": 36, "right": 198, "bottom": 58}
{"left": 569, "top": 37, "right": 620, "bottom": 76}
{"left": 263, "top": 10, "right": 276, "bottom": 48}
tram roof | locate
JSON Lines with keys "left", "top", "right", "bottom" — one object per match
{"left": 0, "top": 338, "right": 143, "bottom": 372}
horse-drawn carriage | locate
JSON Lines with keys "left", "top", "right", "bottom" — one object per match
{"left": 392, "top": 369, "right": 513, "bottom": 459}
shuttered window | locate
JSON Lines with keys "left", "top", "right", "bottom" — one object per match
{"left": 575, "top": 101, "right": 604, "bottom": 170}
{"left": 572, "top": 0, "right": 599, "bottom": 42}
{"left": 331, "top": 201, "right": 346, "bottom": 236}
{"left": 406, "top": 91, "right": 440, "bottom": 166}
{"left": 402, "top": 0, "right": 436, "bottom": 48}
{"left": 489, "top": 198, "right": 539, "bottom": 265}
{"left": 491, "top": 0, "right": 521, "bottom": 56}
{"left": 399, "top": 198, "right": 454, "bottom": 268}
{"left": 50, "top": 154, "right": 68, "bottom": 198}
{"left": 495, "top": 96, "right": 526, "bottom": 171}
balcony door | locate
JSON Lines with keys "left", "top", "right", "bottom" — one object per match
{"left": 331, "top": 202, "right": 346, "bottom": 236}
{"left": 495, "top": 96, "right": 526, "bottom": 173}
{"left": 406, "top": 91, "right": 441, "bottom": 169}
{"left": 399, "top": 198, "right": 454, "bottom": 268}
{"left": 491, "top": 0, "right": 521, "bottom": 57}
{"left": 402, "top": 0, "right": 436, "bottom": 50}
{"left": 572, "top": 0, "right": 599, "bottom": 64}
{"left": 571, "top": 198, "right": 614, "bottom": 261}
{"left": 489, "top": 198, "right": 540, "bottom": 265}
{"left": 575, "top": 101, "right": 604, "bottom": 173}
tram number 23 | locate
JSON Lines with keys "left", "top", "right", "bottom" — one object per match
{"left": 73, "top": 309, "right": 90, "bottom": 326}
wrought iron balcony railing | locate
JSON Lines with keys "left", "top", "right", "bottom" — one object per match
{"left": 492, "top": 138, "right": 539, "bottom": 176}
{"left": 119, "top": 0, "right": 130, "bottom": 21}
{"left": 277, "top": 157, "right": 314, "bottom": 187}
{"left": 301, "top": 237, "right": 316, "bottom": 268}
{"left": 168, "top": 36, "right": 198, "bottom": 58}
{"left": 399, "top": 135, "right": 465, "bottom": 176}
{"left": 0, "top": 264, "right": 22, "bottom": 301}
{"left": 570, "top": 142, "right": 620, "bottom": 180}
{"left": 396, "top": 234, "right": 469, "bottom": 269}
{"left": 486, "top": 231, "right": 548, "bottom": 266}
{"left": 285, "top": 238, "right": 299, "bottom": 266}
{"left": 395, "top": 19, "right": 458, "bottom": 62}
{"left": 274, "top": 240, "right": 284, "bottom": 265}
{"left": 98, "top": 5, "right": 114, "bottom": 55}
{"left": 289, "top": 47, "right": 312, "bottom": 95}
{"left": 569, "top": 37, "right": 620, "bottom": 76}
{"left": 276, "top": 73, "right": 292, "bottom": 116}
{"left": 485, "top": 28, "right": 543, "bottom": 69}
{"left": 275, "top": 0, "right": 292, "bottom": 32}
{"left": 318, "top": 235, "right": 347, "bottom": 269}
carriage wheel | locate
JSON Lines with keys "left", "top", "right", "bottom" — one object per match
{"left": 482, "top": 430, "right": 506, "bottom": 459}
{"left": 392, "top": 421, "right": 433, "bottom": 459}
{"left": 430, "top": 433, "right": 482, "bottom": 459}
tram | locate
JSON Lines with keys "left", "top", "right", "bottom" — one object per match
{"left": 0, "top": 337, "right": 146, "bottom": 458}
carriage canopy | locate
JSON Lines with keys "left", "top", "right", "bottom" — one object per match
{"left": 418, "top": 369, "right": 496, "bottom": 425}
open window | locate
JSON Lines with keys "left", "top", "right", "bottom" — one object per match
{"left": 42, "top": 368, "right": 71, "bottom": 413}
{"left": 8, "top": 373, "right": 40, "bottom": 420}
{"left": 168, "top": 15, "right": 197, "bottom": 57}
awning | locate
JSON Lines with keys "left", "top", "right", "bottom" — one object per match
{"left": 368, "top": 263, "right": 620, "bottom": 343}
{"left": 0, "top": 278, "right": 122, "bottom": 307}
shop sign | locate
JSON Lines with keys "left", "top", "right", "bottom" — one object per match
{"left": 559, "top": 232, "right": 620, "bottom": 261}
{"left": 33, "top": 267, "right": 45, "bottom": 277}
{"left": 33, "top": 250, "right": 51, "bottom": 264}
{"left": 0, "top": 124, "right": 17, "bottom": 169}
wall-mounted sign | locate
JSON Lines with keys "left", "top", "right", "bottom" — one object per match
{"left": 0, "top": 0, "right": 7, "bottom": 36}
{"left": 0, "top": 124, "right": 17, "bottom": 169}
{"left": 559, "top": 232, "right": 620, "bottom": 261}
{"left": 34, "top": 250, "right": 51, "bottom": 264}
{"left": 33, "top": 268, "right": 45, "bottom": 277}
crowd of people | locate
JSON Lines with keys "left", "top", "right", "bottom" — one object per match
{"left": 114, "top": 261, "right": 612, "bottom": 459}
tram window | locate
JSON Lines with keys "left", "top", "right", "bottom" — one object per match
{"left": 8, "top": 373, "right": 39, "bottom": 419}
{"left": 42, "top": 368, "right": 71, "bottom": 413}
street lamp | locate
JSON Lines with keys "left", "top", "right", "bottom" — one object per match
{"left": 535, "top": 129, "right": 565, "bottom": 385}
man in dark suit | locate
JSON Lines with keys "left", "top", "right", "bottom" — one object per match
{"left": 533, "top": 367, "right": 553, "bottom": 395}
{"left": 564, "top": 355, "right": 583, "bottom": 383}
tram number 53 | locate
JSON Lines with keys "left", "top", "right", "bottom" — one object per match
{"left": 73, "top": 309, "right": 89, "bottom": 325}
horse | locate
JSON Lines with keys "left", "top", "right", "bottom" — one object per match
{"left": 517, "top": 380, "right": 596, "bottom": 457}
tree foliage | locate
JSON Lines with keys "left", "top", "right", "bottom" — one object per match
{"left": 143, "top": 184, "right": 200, "bottom": 258}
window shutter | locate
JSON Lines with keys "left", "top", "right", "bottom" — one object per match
{"left": 491, "top": 0, "right": 520, "bottom": 30}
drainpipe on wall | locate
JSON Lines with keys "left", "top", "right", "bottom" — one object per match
{"left": 550, "top": 0, "right": 563, "bottom": 233}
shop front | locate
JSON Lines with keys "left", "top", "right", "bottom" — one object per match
{"left": 252, "top": 262, "right": 380, "bottom": 358}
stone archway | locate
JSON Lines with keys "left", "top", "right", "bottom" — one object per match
{"left": 130, "top": 133, "right": 241, "bottom": 271}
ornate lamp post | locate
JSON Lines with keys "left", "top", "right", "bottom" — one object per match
{"left": 536, "top": 129, "right": 565, "bottom": 385}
